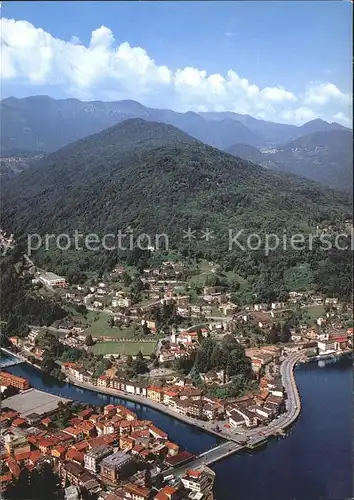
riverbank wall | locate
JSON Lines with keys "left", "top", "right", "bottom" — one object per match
{"left": 64, "top": 373, "right": 229, "bottom": 442}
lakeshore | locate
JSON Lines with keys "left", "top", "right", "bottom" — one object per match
{"left": 5, "top": 353, "right": 352, "bottom": 499}
{"left": 3, "top": 348, "right": 305, "bottom": 468}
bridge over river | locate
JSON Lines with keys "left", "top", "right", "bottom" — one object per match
{"left": 0, "top": 348, "right": 26, "bottom": 368}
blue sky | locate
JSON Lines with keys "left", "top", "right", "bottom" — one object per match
{"left": 1, "top": 1, "right": 352, "bottom": 125}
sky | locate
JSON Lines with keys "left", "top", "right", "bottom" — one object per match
{"left": 1, "top": 1, "right": 353, "bottom": 126}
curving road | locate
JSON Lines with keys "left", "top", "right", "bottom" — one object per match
{"left": 164, "top": 350, "right": 304, "bottom": 477}
{"left": 52, "top": 347, "right": 304, "bottom": 477}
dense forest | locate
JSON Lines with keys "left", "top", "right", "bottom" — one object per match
{"left": 1, "top": 119, "right": 352, "bottom": 302}
{"left": 0, "top": 250, "right": 68, "bottom": 339}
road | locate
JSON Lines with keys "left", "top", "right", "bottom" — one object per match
{"left": 163, "top": 350, "right": 304, "bottom": 477}
{"left": 60, "top": 348, "right": 304, "bottom": 476}
{"left": 63, "top": 372, "right": 245, "bottom": 442}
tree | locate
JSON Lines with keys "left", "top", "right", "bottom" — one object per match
{"left": 126, "top": 354, "right": 133, "bottom": 366}
{"left": 6, "top": 462, "right": 62, "bottom": 500}
{"left": 85, "top": 334, "right": 94, "bottom": 346}
{"left": 122, "top": 272, "right": 132, "bottom": 287}
{"left": 136, "top": 350, "right": 144, "bottom": 361}
{"left": 142, "top": 321, "right": 151, "bottom": 336}
{"left": 144, "top": 469, "right": 152, "bottom": 488}
{"left": 132, "top": 358, "right": 149, "bottom": 374}
{"left": 230, "top": 280, "right": 240, "bottom": 292}
{"left": 279, "top": 323, "right": 291, "bottom": 343}
{"left": 2, "top": 386, "right": 19, "bottom": 398}
{"left": 267, "top": 323, "right": 280, "bottom": 344}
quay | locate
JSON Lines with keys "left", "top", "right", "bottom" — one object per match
{"left": 64, "top": 372, "right": 245, "bottom": 444}
{"left": 163, "top": 349, "right": 304, "bottom": 476}
{"left": 5, "top": 347, "right": 304, "bottom": 475}
{"left": 60, "top": 349, "right": 304, "bottom": 474}
{"left": 0, "top": 348, "right": 26, "bottom": 368}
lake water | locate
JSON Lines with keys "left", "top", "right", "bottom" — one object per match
{"left": 5, "top": 355, "right": 353, "bottom": 499}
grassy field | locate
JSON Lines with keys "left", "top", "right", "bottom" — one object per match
{"left": 86, "top": 311, "right": 138, "bottom": 338}
{"left": 305, "top": 304, "right": 325, "bottom": 320}
{"left": 92, "top": 341, "right": 156, "bottom": 356}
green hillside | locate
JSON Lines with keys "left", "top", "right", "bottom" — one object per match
{"left": 2, "top": 119, "right": 352, "bottom": 301}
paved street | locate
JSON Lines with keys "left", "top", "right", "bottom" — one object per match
{"left": 164, "top": 350, "right": 304, "bottom": 477}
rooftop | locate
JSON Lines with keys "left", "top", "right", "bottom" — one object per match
{"left": 39, "top": 271, "right": 66, "bottom": 281}
{"left": 4, "top": 389, "right": 70, "bottom": 417}
{"left": 85, "top": 444, "right": 112, "bottom": 458}
{"left": 101, "top": 451, "right": 132, "bottom": 468}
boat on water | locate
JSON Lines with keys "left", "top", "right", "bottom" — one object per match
{"left": 313, "top": 350, "right": 336, "bottom": 361}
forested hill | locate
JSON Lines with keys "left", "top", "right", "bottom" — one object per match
{"left": 226, "top": 129, "right": 353, "bottom": 191}
{"left": 1, "top": 119, "right": 352, "bottom": 300}
{"left": 266, "top": 129, "right": 353, "bottom": 192}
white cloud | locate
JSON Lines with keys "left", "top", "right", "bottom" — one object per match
{"left": 260, "top": 87, "right": 297, "bottom": 103}
{"left": 304, "top": 82, "right": 351, "bottom": 106}
{"left": 0, "top": 17, "right": 352, "bottom": 126}
{"left": 70, "top": 36, "right": 82, "bottom": 45}
{"left": 332, "top": 112, "right": 352, "bottom": 126}
{"left": 280, "top": 107, "right": 316, "bottom": 124}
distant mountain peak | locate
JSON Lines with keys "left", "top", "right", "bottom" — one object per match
{"left": 0, "top": 95, "right": 350, "bottom": 154}
{"left": 305, "top": 118, "right": 328, "bottom": 125}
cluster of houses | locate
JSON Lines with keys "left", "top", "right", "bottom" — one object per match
{"left": 61, "top": 362, "right": 287, "bottom": 430}
{"left": 227, "top": 377, "right": 285, "bottom": 429}
{"left": 0, "top": 390, "right": 214, "bottom": 500}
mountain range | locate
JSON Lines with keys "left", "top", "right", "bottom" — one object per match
{"left": 1, "top": 95, "right": 348, "bottom": 153}
{"left": 226, "top": 129, "right": 353, "bottom": 192}
{"left": 2, "top": 118, "right": 351, "bottom": 301}
{"left": 1, "top": 95, "right": 351, "bottom": 190}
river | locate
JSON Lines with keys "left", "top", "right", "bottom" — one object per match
{"left": 5, "top": 355, "right": 353, "bottom": 500}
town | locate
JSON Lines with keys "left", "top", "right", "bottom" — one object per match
{"left": 1, "top": 252, "right": 352, "bottom": 499}
{"left": 0, "top": 371, "right": 215, "bottom": 500}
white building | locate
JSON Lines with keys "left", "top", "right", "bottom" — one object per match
{"left": 84, "top": 445, "right": 112, "bottom": 473}
{"left": 28, "top": 329, "right": 40, "bottom": 343}
{"left": 39, "top": 272, "right": 66, "bottom": 288}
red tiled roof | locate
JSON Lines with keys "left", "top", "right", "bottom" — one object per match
{"left": 29, "top": 450, "right": 42, "bottom": 464}
{"left": 51, "top": 445, "right": 66, "bottom": 456}
{"left": 78, "top": 420, "right": 95, "bottom": 432}
{"left": 38, "top": 437, "right": 58, "bottom": 448}
{"left": 63, "top": 426, "right": 83, "bottom": 436}
{"left": 69, "top": 417, "right": 82, "bottom": 427}
{"left": 7, "top": 460, "right": 20, "bottom": 478}
{"left": 149, "top": 425, "right": 168, "bottom": 438}
{"left": 12, "top": 418, "right": 27, "bottom": 427}
{"left": 66, "top": 448, "right": 84, "bottom": 463}
{"left": 0, "top": 474, "right": 12, "bottom": 484}
{"left": 186, "top": 469, "right": 201, "bottom": 478}
{"left": 14, "top": 451, "right": 30, "bottom": 462}
{"left": 119, "top": 421, "right": 131, "bottom": 428}
{"left": 73, "top": 441, "right": 90, "bottom": 452}
{"left": 78, "top": 408, "right": 94, "bottom": 419}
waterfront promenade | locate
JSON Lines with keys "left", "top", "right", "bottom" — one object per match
{"left": 62, "top": 348, "right": 304, "bottom": 473}
{"left": 64, "top": 371, "right": 245, "bottom": 443}
{"left": 163, "top": 350, "right": 304, "bottom": 476}
{"left": 8, "top": 346, "right": 304, "bottom": 473}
